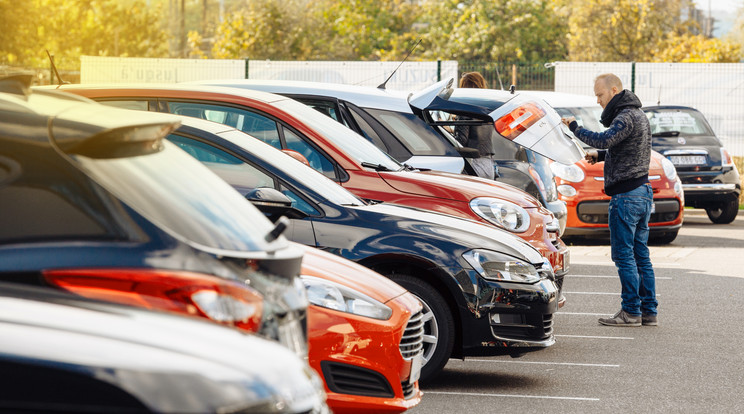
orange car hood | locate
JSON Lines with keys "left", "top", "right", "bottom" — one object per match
{"left": 379, "top": 170, "right": 541, "bottom": 208}
{"left": 299, "top": 245, "right": 409, "bottom": 304}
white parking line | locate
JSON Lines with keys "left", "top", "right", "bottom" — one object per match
{"left": 424, "top": 391, "right": 599, "bottom": 402}
{"left": 566, "top": 274, "right": 673, "bottom": 280}
{"left": 557, "top": 312, "right": 613, "bottom": 316}
{"left": 462, "top": 359, "right": 619, "bottom": 368}
{"left": 556, "top": 334, "right": 634, "bottom": 340}
{"left": 564, "top": 291, "right": 661, "bottom": 296}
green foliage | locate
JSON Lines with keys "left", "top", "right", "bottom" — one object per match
{"left": 0, "top": 0, "right": 168, "bottom": 70}
{"left": 415, "top": 0, "right": 569, "bottom": 62}
{"left": 654, "top": 33, "right": 742, "bottom": 62}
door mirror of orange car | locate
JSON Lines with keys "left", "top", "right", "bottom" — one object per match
{"left": 282, "top": 149, "right": 310, "bottom": 166}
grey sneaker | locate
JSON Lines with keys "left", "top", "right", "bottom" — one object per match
{"left": 642, "top": 314, "right": 658, "bottom": 326}
{"left": 598, "top": 310, "right": 642, "bottom": 327}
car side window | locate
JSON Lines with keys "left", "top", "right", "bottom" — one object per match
{"left": 345, "top": 106, "right": 389, "bottom": 152}
{"left": 282, "top": 127, "right": 337, "bottom": 180}
{"left": 164, "top": 101, "right": 282, "bottom": 148}
{"left": 167, "top": 134, "right": 319, "bottom": 216}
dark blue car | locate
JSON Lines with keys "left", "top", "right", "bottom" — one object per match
{"left": 0, "top": 76, "right": 308, "bottom": 355}
{"left": 168, "top": 116, "right": 559, "bottom": 380}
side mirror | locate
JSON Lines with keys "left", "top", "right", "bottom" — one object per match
{"left": 282, "top": 149, "right": 310, "bottom": 166}
{"left": 457, "top": 147, "right": 481, "bottom": 159}
{"left": 244, "top": 187, "right": 308, "bottom": 222}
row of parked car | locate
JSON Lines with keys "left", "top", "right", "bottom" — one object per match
{"left": 1, "top": 72, "right": 739, "bottom": 413}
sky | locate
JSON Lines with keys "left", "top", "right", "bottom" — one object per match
{"left": 693, "top": 0, "right": 742, "bottom": 13}
{"left": 692, "top": 0, "right": 742, "bottom": 36}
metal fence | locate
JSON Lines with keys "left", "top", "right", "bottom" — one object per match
{"left": 458, "top": 61, "right": 554, "bottom": 91}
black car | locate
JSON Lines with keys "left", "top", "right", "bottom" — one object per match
{"left": 644, "top": 105, "right": 741, "bottom": 224}
{"left": 0, "top": 76, "right": 308, "bottom": 356}
{"left": 164, "top": 116, "right": 559, "bottom": 380}
{"left": 194, "top": 79, "right": 575, "bottom": 235}
{"left": 0, "top": 283, "right": 328, "bottom": 414}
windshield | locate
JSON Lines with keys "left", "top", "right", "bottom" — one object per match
{"left": 217, "top": 129, "right": 366, "bottom": 207}
{"left": 273, "top": 99, "right": 403, "bottom": 171}
{"left": 71, "top": 141, "right": 285, "bottom": 254}
{"left": 644, "top": 108, "right": 714, "bottom": 136}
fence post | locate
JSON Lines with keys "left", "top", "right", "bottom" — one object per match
{"left": 437, "top": 60, "right": 441, "bottom": 82}
{"left": 511, "top": 64, "right": 517, "bottom": 88}
{"left": 244, "top": 59, "right": 249, "bottom": 79}
{"left": 49, "top": 54, "right": 54, "bottom": 86}
{"left": 631, "top": 61, "right": 636, "bottom": 92}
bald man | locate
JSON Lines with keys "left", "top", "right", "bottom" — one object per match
{"left": 561, "top": 74, "right": 658, "bottom": 327}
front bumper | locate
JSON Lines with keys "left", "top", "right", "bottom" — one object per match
{"left": 563, "top": 197, "right": 683, "bottom": 237}
{"left": 308, "top": 293, "right": 423, "bottom": 414}
{"left": 455, "top": 271, "right": 558, "bottom": 357}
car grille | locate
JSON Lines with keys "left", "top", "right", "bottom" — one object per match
{"left": 399, "top": 310, "right": 424, "bottom": 359}
{"left": 491, "top": 313, "right": 554, "bottom": 341}
{"left": 576, "top": 200, "right": 680, "bottom": 224}
{"left": 320, "top": 361, "right": 394, "bottom": 398}
{"left": 401, "top": 379, "right": 417, "bottom": 399}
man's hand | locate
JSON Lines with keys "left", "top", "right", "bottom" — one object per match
{"left": 561, "top": 116, "right": 576, "bottom": 127}
{"left": 585, "top": 149, "right": 599, "bottom": 165}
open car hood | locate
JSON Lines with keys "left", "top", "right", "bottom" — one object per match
{"left": 408, "top": 78, "right": 583, "bottom": 165}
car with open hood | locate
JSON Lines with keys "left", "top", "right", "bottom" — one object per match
{"left": 643, "top": 105, "right": 740, "bottom": 224}
{"left": 55, "top": 83, "right": 570, "bottom": 289}
{"left": 526, "top": 91, "right": 685, "bottom": 243}
{"left": 1, "top": 76, "right": 308, "bottom": 357}
{"left": 0, "top": 283, "right": 328, "bottom": 413}
{"left": 141, "top": 114, "right": 559, "bottom": 381}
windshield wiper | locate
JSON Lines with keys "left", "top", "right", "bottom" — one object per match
{"left": 361, "top": 162, "right": 393, "bottom": 171}
{"left": 652, "top": 131, "right": 680, "bottom": 137}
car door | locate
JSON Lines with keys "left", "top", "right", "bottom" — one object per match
{"left": 165, "top": 132, "right": 319, "bottom": 246}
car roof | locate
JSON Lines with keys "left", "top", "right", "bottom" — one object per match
{"left": 190, "top": 79, "right": 414, "bottom": 112}
{"left": 48, "top": 82, "right": 292, "bottom": 105}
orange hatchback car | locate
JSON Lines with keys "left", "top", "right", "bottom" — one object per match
{"left": 301, "top": 247, "right": 423, "bottom": 413}
{"left": 532, "top": 92, "right": 684, "bottom": 244}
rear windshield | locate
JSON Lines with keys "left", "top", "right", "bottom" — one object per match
{"left": 644, "top": 108, "right": 714, "bottom": 136}
{"left": 364, "top": 108, "right": 461, "bottom": 156}
{"left": 71, "top": 141, "right": 282, "bottom": 255}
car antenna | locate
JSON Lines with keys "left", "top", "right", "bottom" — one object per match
{"left": 45, "top": 50, "right": 69, "bottom": 89}
{"left": 377, "top": 38, "right": 422, "bottom": 90}
{"left": 494, "top": 65, "right": 504, "bottom": 90}
{"left": 509, "top": 84, "right": 516, "bottom": 94}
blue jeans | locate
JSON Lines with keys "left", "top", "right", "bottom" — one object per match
{"left": 608, "top": 183, "right": 657, "bottom": 316}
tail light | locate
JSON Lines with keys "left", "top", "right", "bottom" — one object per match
{"left": 43, "top": 268, "right": 263, "bottom": 332}
{"left": 721, "top": 148, "right": 734, "bottom": 168}
{"left": 494, "top": 102, "right": 546, "bottom": 141}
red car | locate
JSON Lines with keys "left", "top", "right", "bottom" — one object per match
{"left": 531, "top": 91, "right": 685, "bottom": 243}
{"left": 57, "top": 84, "right": 570, "bottom": 284}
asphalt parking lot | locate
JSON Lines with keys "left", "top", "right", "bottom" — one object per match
{"left": 410, "top": 209, "right": 744, "bottom": 413}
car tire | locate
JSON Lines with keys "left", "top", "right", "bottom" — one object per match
{"left": 649, "top": 230, "right": 679, "bottom": 245}
{"left": 387, "top": 274, "right": 454, "bottom": 381}
{"left": 706, "top": 199, "right": 739, "bottom": 224}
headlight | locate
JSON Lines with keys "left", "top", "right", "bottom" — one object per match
{"left": 660, "top": 156, "right": 678, "bottom": 181}
{"left": 557, "top": 184, "right": 577, "bottom": 197}
{"left": 301, "top": 276, "right": 392, "bottom": 320}
{"left": 470, "top": 198, "right": 531, "bottom": 233}
{"left": 550, "top": 162, "right": 585, "bottom": 182}
{"left": 462, "top": 249, "right": 541, "bottom": 284}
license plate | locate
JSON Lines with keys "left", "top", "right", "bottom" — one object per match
{"left": 561, "top": 249, "right": 570, "bottom": 273}
{"left": 651, "top": 203, "right": 656, "bottom": 214}
{"left": 409, "top": 353, "right": 423, "bottom": 383}
{"left": 669, "top": 155, "right": 705, "bottom": 165}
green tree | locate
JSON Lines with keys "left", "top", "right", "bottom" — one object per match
{"left": 415, "top": 0, "right": 569, "bottom": 62}
{"left": 1, "top": 0, "right": 168, "bottom": 70}
{"left": 211, "top": 0, "right": 323, "bottom": 60}
{"left": 562, "top": 0, "right": 687, "bottom": 61}
{"left": 654, "top": 33, "right": 742, "bottom": 62}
